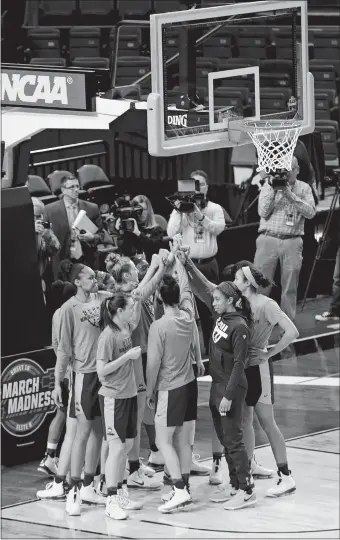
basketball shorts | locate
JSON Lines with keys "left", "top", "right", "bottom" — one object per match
{"left": 99, "top": 395, "right": 137, "bottom": 443}
{"left": 245, "top": 360, "right": 274, "bottom": 407}
{"left": 68, "top": 371, "right": 101, "bottom": 420}
{"left": 60, "top": 378, "right": 69, "bottom": 410}
{"left": 155, "top": 378, "right": 198, "bottom": 427}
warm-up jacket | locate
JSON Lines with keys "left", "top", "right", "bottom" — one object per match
{"left": 185, "top": 258, "right": 249, "bottom": 403}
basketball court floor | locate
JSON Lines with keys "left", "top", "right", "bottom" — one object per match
{"left": 2, "top": 298, "right": 339, "bottom": 539}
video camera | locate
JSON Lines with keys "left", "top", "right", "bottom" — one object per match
{"left": 167, "top": 179, "right": 206, "bottom": 214}
{"left": 268, "top": 169, "right": 289, "bottom": 190}
{"left": 110, "top": 195, "right": 143, "bottom": 232}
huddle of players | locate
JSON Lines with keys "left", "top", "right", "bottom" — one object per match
{"left": 36, "top": 238, "right": 298, "bottom": 520}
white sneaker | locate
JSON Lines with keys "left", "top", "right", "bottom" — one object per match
{"left": 210, "top": 484, "right": 239, "bottom": 503}
{"left": 105, "top": 495, "right": 128, "bottom": 520}
{"left": 37, "top": 455, "right": 58, "bottom": 476}
{"left": 37, "top": 480, "right": 65, "bottom": 500}
{"left": 80, "top": 482, "right": 106, "bottom": 505}
{"left": 158, "top": 486, "right": 192, "bottom": 513}
{"left": 127, "top": 469, "right": 161, "bottom": 490}
{"left": 251, "top": 456, "right": 274, "bottom": 479}
{"left": 209, "top": 460, "right": 223, "bottom": 485}
{"left": 224, "top": 489, "right": 256, "bottom": 510}
{"left": 66, "top": 486, "right": 81, "bottom": 516}
{"left": 117, "top": 488, "right": 143, "bottom": 510}
{"left": 266, "top": 472, "right": 296, "bottom": 497}
{"left": 161, "top": 487, "right": 174, "bottom": 503}
{"left": 315, "top": 311, "right": 340, "bottom": 322}
{"left": 147, "top": 450, "right": 164, "bottom": 472}
{"left": 139, "top": 458, "right": 155, "bottom": 477}
{"left": 190, "top": 454, "right": 210, "bottom": 476}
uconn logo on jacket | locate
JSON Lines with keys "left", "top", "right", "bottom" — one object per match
{"left": 212, "top": 317, "right": 228, "bottom": 343}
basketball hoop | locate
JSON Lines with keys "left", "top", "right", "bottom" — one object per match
{"left": 241, "top": 117, "right": 303, "bottom": 174}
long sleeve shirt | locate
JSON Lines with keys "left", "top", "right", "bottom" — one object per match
{"left": 167, "top": 201, "right": 225, "bottom": 259}
{"left": 184, "top": 258, "right": 248, "bottom": 400}
{"left": 258, "top": 179, "right": 316, "bottom": 236}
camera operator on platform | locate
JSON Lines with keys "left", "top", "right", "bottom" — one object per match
{"left": 253, "top": 156, "right": 316, "bottom": 322}
{"left": 167, "top": 170, "right": 226, "bottom": 355}
{"left": 116, "top": 194, "right": 167, "bottom": 262}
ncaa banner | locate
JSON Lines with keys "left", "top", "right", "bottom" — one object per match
{"left": 1, "top": 66, "right": 88, "bottom": 110}
{"left": 1, "top": 347, "right": 57, "bottom": 466}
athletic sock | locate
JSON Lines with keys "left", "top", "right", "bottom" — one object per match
{"left": 100, "top": 474, "right": 106, "bottom": 483}
{"left": 129, "top": 460, "right": 140, "bottom": 475}
{"left": 70, "top": 477, "right": 82, "bottom": 489}
{"left": 122, "top": 479, "right": 127, "bottom": 486}
{"left": 212, "top": 452, "right": 222, "bottom": 464}
{"left": 107, "top": 487, "right": 117, "bottom": 496}
{"left": 182, "top": 473, "right": 190, "bottom": 487}
{"left": 95, "top": 464, "right": 101, "bottom": 476}
{"left": 46, "top": 443, "right": 57, "bottom": 458}
{"left": 55, "top": 475, "right": 66, "bottom": 485}
{"left": 83, "top": 473, "right": 94, "bottom": 487}
{"left": 117, "top": 482, "right": 123, "bottom": 490}
{"left": 173, "top": 479, "right": 185, "bottom": 490}
{"left": 278, "top": 463, "right": 290, "bottom": 476}
{"left": 143, "top": 423, "right": 158, "bottom": 453}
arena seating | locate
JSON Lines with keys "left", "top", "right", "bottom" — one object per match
{"left": 14, "top": 0, "right": 340, "bottom": 169}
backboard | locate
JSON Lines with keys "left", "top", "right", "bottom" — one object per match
{"left": 147, "top": 1, "right": 315, "bottom": 157}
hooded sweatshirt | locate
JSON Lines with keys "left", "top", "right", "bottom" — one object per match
{"left": 185, "top": 258, "right": 249, "bottom": 402}
{"left": 209, "top": 312, "right": 249, "bottom": 402}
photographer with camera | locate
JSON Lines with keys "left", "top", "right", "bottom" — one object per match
{"left": 167, "top": 170, "right": 225, "bottom": 355}
{"left": 32, "top": 197, "right": 60, "bottom": 299}
{"left": 115, "top": 194, "right": 167, "bottom": 261}
{"left": 254, "top": 156, "right": 316, "bottom": 322}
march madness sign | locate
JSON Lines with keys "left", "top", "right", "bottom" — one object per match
{"left": 1, "top": 348, "right": 57, "bottom": 465}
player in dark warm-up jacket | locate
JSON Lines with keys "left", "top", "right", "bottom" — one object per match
{"left": 179, "top": 252, "right": 257, "bottom": 511}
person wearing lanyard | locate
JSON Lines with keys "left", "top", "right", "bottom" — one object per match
{"left": 167, "top": 170, "right": 225, "bottom": 357}
{"left": 253, "top": 156, "right": 316, "bottom": 323}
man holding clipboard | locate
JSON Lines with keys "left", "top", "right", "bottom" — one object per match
{"left": 44, "top": 174, "right": 105, "bottom": 279}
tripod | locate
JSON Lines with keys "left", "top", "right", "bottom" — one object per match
{"left": 301, "top": 176, "right": 340, "bottom": 311}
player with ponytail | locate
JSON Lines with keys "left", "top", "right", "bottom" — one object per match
{"left": 178, "top": 249, "right": 257, "bottom": 511}
{"left": 232, "top": 261, "right": 299, "bottom": 498}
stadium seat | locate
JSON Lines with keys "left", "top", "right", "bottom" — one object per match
{"left": 260, "top": 59, "right": 292, "bottom": 89}
{"left": 72, "top": 57, "right": 110, "bottom": 68}
{"left": 77, "top": 165, "right": 116, "bottom": 204}
{"left": 69, "top": 27, "right": 101, "bottom": 58}
{"left": 196, "top": 58, "right": 218, "bottom": 88}
{"left": 312, "top": 28, "right": 340, "bottom": 61}
{"left": 111, "top": 26, "right": 142, "bottom": 57}
{"left": 30, "top": 58, "right": 67, "bottom": 67}
{"left": 80, "top": 0, "right": 114, "bottom": 16}
{"left": 154, "top": 1, "right": 182, "bottom": 13}
{"left": 315, "top": 120, "right": 340, "bottom": 166}
{"left": 40, "top": 0, "right": 76, "bottom": 17}
{"left": 163, "top": 29, "right": 180, "bottom": 58}
{"left": 203, "top": 29, "right": 235, "bottom": 60}
{"left": 115, "top": 57, "right": 151, "bottom": 91}
{"left": 310, "top": 63, "right": 338, "bottom": 92}
{"left": 118, "top": 1, "right": 151, "bottom": 18}
{"left": 237, "top": 29, "right": 269, "bottom": 60}
{"left": 27, "top": 28, "right": 61, "bottom": 58}
{"left": 27, "top": 175, "right": 57, "bottom": 205}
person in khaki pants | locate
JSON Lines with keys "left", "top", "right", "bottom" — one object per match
{"left": 253, "top": 157, "right": 316, "bottom": 323}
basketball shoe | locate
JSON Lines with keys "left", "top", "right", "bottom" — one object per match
{"left": 266, "top": 471, "right": 296, "bottom": 497}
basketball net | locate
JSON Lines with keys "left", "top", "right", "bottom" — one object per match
{"left": 241, "top": 98, "right": 303, "bottom": 174}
